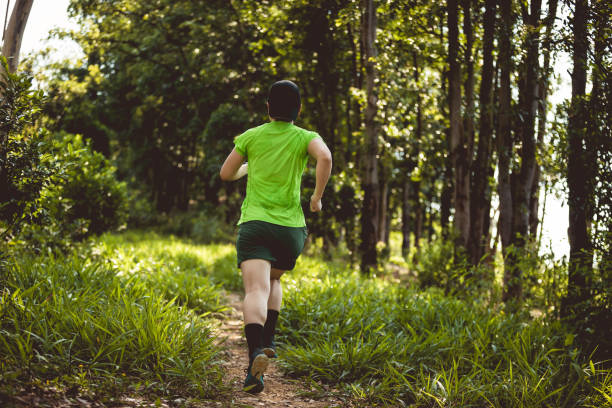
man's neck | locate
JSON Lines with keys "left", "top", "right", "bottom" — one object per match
{"left": 270, "top": 118, "right": 294, "bottom": 124}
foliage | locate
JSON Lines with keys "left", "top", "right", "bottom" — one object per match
{"left": 411, "top": 236, "right": 454, "bottom": 290}
{"left": 0, "top": 57, "right": 50, "bottom": 240}
{"left": 19, "top": 132, "right": 128, "bottom": 248}
{"left": 199, "top": 103, "right": 252, "bottom": 217}
{"left": 42, "top": 0, "right": 277, "bottom": 213}
{"left": 98, "top": 227, "right": 243, "bottom": 292}
{"left": 0, "top": 245, "right": 225, "bottom": 402}
{"left": 278, "top": 261, "right": 611, "bottom": 407}
{"left": 154, "top": 208, "right": 234, "bottom": 245}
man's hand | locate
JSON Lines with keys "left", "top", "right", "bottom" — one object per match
{"left": 310, "top": 194, "right": 322, "bottom": 212}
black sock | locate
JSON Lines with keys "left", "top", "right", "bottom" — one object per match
{"left": 245, "top": 323, "right": 264, "bottom": 359}
{"left": 262, "top": 309, "right": 280, "bottom": 346}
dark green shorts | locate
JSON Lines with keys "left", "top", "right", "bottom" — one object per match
{"left": 236, "top": 220, "right": 307, "bottom": 271}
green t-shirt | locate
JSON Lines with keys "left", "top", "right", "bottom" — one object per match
{"left": 234, "top": 121, "right": 320, "bottom": 227}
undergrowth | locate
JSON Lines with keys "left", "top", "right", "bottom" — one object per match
{"left": 0, "top": 231, "right": 234, "bottom": 404}
{"left": 2, "top": 230, "right": 610, "bottom": 407}
{"left": 279, "top": 260, "right": 612, "bottom": 407}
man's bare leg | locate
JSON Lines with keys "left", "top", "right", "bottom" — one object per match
{"left": 262, "top": 268, "right": 285, "bottom": 357}
{"left": 242, "top": 259, "right": 271, "bottom": 325}
{"left": 268, "top": 268, "right": 285, "bottom": 311}
{"left": 240, "top": 259, "right": 271, "bottom": 393}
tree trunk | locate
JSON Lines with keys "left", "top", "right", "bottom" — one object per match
{"left": 378, "top": 167, "right": 389, "bottom": 243}
{"left": 401, "top": 177, "right": 411, "bottom": 258}
{"left": 468, "top": 0, "right": 496, "bottom": 265}
{"left": 440, "top": 146, "right": 453, "bottom": 237}
{"left": 529, "top": 0, "right": 558, "bottom": 239}
{"left": 498, "top": 0, "right": 516, "bottom": 302}
{"left": 427, "top": 198, "right": 434, "bottom": 242}
{"left": 448, "top": 0, "right": 469, "bottom": 248}
{"left": 462, "top": 0, "right": 475, "bottom": 171}
{"left": 563, "top": 0, "right": 592, "bottom": 317}
{"left": 384, "top": 185, "right": 391, "bottom": 246}
{"left": 530, "top": 0, "right": 558, "bottom": 240}
{"left": 511, "top": 0, "right": 542, "bottom": 248}
{"left": 412, "top": 179, "right": 422, "bottom": 251}
{"left": 412, "top": 51, "right": 422, "bottom": 252}
{"left": 359, "top": 0, "right": 379, "bottom": 274}
{"left": 1, "top": 0, "right": 34, "bottom": 73}
{"left": 504, "top": 0, "right": 542, "bottom": 302}
{"left": 438, "top": 11, "right": 452, "bottom": 238}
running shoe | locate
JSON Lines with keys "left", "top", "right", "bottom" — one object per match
{"left": 243, "top": 349, "right": 268, "bottom": 394}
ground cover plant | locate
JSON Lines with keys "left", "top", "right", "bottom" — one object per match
{"left": 1, "top": 230, "right": 610, "bottom": 407}
{"left": 278, "top": 257, "right": 612, "bottom": 407}
{"left": 0, "top": 233, "right": 230, "bottom": 405}
{"left": 94, "top": 230, "right": 242, "bottom": 295}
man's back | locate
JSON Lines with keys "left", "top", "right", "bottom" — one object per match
{"left": 234, "top": 121, "right": 320, "bottom": 227}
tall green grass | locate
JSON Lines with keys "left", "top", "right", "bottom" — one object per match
{"left": 94, "top": 230, "right": 243, "bottom": 305}
{"left": 278, "top": 265, "right": 611, "bottom": 407}
{"left": 0, "top": 233, "right": 231, "bottom": 401}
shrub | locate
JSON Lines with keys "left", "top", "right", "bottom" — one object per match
{"left": 0, "top": 57, "right": 51, "bottom": 240}
{"left": 29, "top": 132, "right": 128, "bottom": 242}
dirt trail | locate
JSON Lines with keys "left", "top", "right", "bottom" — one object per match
{"left": 219, "top": 293, "right": 344, "bottom": 408}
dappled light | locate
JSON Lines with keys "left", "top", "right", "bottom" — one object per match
{"left": 1, "top": 0, "right": 610, "bottom": 406}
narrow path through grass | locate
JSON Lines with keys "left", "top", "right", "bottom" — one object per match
{"left": 218, "top": 292, "right": 343, "bottom": 407}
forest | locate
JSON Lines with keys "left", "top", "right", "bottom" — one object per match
{"left": 1, "top": 0, "right": 611, "bottom": 406}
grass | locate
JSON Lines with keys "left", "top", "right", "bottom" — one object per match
{"left": 95, "top": 230, "right": 243, "bottom": 294}
{"left": 278, "top": 257, "right": 612, "bottom": 407}
{"left": 2, "top": 229, "right": 610, "bottom": 407}
{"left": 0, "top": 231, "right": 233, "bottom": 404}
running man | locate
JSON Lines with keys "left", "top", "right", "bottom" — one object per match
{"left": 219, "top": 80, "right": 332, "bottom": 394}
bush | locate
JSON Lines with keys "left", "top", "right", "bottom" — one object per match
{"left": 0, "top": 57, "right": 51, "bottom": 240}
{"left": 125, "top": 188, "right": 157, "bottom": 228}
{"left": 23, "top": 132, "right": 128, "bottom": 244}
{"left": 412, "top": 237, "right": 454, "bottom": 289}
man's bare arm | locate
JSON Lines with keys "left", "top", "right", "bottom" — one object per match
{"left": 307, "top": 138, "right": 332, "bottom": 212}
{"left": 220, "top": 148, "right": 247, "bottom": 181}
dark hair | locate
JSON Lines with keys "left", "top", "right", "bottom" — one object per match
{"left": 267, "top": 80, "right": 301, "bottom": 122}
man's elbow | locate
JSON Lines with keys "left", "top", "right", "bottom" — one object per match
{"left": 319, "top": 152, "right": 332, "bottom": 166}
{"left": 219, "top": 169, "right": 231, "bottom": 181}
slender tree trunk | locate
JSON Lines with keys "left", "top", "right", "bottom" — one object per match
{"left": 384, "top": 185, "right": 391, "bottom": 246}
{"left": 468, "top": 0, "right": 496, "bottom": 265}
{"left": 1, "top": 0, "right": 34, "bottom": 73}
{"left": 498, "top": 0, "right": 516, "bottom": 302}
{"left": 563, "top": 0, "right": 592, "bottom": 317}
{"left": 401, "top": 177, "right": 411, "bottom": 257}
{"left": 438, "top": 10, "right": 452, "bottom": 238}
{"left": 359, "top": 0, "right": 379, "bottom": 274}
{"left": 462, "top": 0, "right": 475, "bottom": 167}
{"left": 511, "top": 0, "right": 542, "bottom": 249}
{"left": 412, "top": 179, "right": 422, "bottom": 251}
{"left": 427, "top": 199, "right": 434, "bottom": 242}
{"left": 448, "top": 0, "right": 469, "bottom": 248}
{"left": 346, "top": 22, "right": 362, "bottom": 166}
{"left": 378, "top": 167, "right": 389, "bottom": 243}
{"left": 412, "top": 51, "right": 422, "bottom": 252}
{"left": 505, "top": 0, "right": 542, "bottom": 301}
{"left": 531, "top": 0, "right": 558, "bottom": 240}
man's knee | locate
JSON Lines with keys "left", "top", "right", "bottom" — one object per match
{"left": 245, "top": 281, "right": 270, "bottom": 295}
